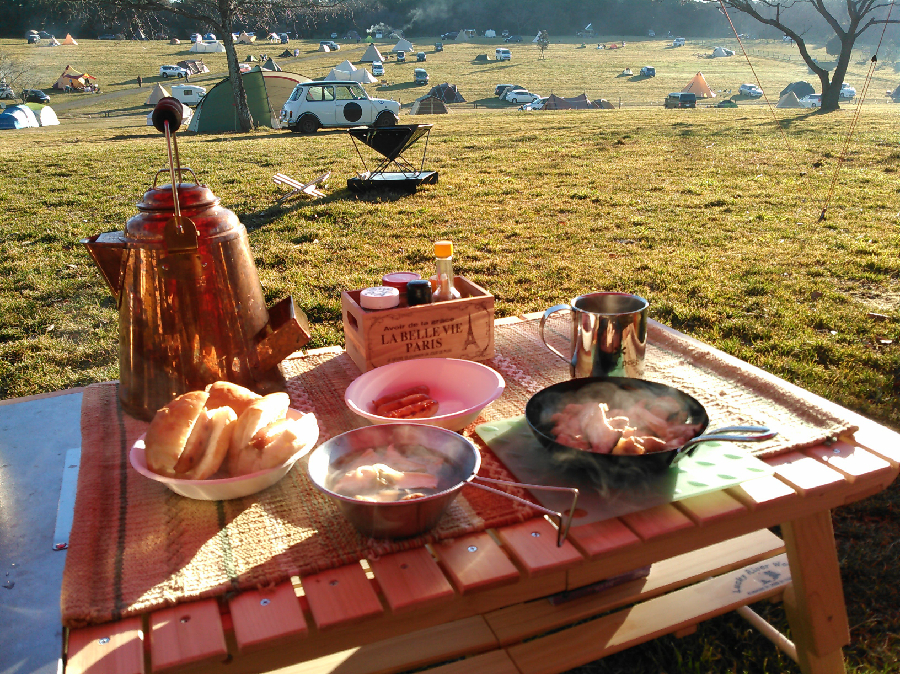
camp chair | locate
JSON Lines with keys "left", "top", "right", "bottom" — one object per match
{"left": 273, "top": 172, "right": 330, "bottom": 203}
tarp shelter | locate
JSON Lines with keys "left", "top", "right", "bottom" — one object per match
{"left": 682, "top": 72, "right": 715, "bottom": 98}
{"left": 261, "top": 58, "right": 282, "bottom": 72}
{"left": 177, "top": 60, "right": 209, "bottom": 75}
{"left": 543, "top": 93, "right": 592, "bottom": 109}
{"left": 237, "top": 31, "right": 255, "bottom": 44}
{"left": 776, "top": 91, "right": 803, "bottom": 108}
{"left": 410, "top": 96, "right": 449, "bottom": 114}
{"left": 190, "top": 41, "right": 226, "bottom": 53}
{"left": 0, "top": 104, "right": 39, "bottom": 130}
{"left": 454, "top": 31, "right": 469, "bottom": 42}
{"left": 712, "top": 46, "right": 734, "bottom": 57}
{"left": 361, "top": 44, "right": 384, "bottom": 62}
{"left": 144, "top": 83, "right": 170, "bottom": 105}
{"left": 592, "top": 98, "right": 615, "bottom": 109}
{"left": 391, "top": 38, "right": 413, "bottom": 53}
{"left": 474, "top": 54, "right": 489, "bottom": 62}
{"left": 53, "top": 65, "right": 96, "bottom": 90}
{"left": 336, "top": 59, "right": 357, "bottom": 72}
{"left": 427, "top": 83, "right": 465, "bottom": 103}
{"left": 62, "top": 34, "right": 78, "bottom": 45}
{"left": 780, "top": 81, "right": 814, "bottom": 99}
{"left": 147, "top": 102, "right": 192, "bottom": 126}
{"left": 318, "top": 44, "right": 331, "bottom": 52}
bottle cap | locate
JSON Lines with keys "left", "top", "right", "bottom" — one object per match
{"left": 360, "top": 286, "right": 400, "bottom": 310}
{"left": 381, "top": 271, "right": 421, "bottom": 292}
{"left": 434, "top": 240, "right": 453, "bottom": 258}
{"left": 406, "top": 279, "right": 433, "bottom": 306}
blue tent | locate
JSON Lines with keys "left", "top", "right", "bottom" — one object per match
{"left": 0, "top": 104, "right": 40, "bottom": 130}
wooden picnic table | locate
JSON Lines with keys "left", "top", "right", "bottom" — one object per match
{"left": 63, "top": 316, "right": 900, "bottom": 674}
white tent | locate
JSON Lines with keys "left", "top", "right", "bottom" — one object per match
{"left": 323, "top": 68, "right": 349, "bottom": 81}
{"left": 28, "top": 104, "right": 60, "bottom": 126}
{"left": 361, "top": 43, "right": 384, "bottom": 62}
{"left": 350, "top": 68, "right": 377, "bottom": 83}
{"left": 147, "top": 102, "right": 193, "bottom": 126}
{"left": 532, "top": 32, "right": 541, "bottom": 43}
{"left": 318, "top": 43, "right": 331, "bottom": 52}
{"left": 454, "top": 31, "right": 468, "bottom": 42}
{"left": 144, "top": 83, "right": 170, "bottom": 106}
{"left": 776, "top": 91, "right": 803, "bottom": 108}
{"left": 190, "top": 41, "right": 226, "bottom": 53}
{"left": 48, "top": 37, "right": 60, "bottom": 46}
{"left": 391, "top": 38, "right": 413, "bottom": 53}
{"left": 712, "top": 46, "right": 734, "bottom": 57}
{"left": 485, "top": 29, "right": 496, "bottom": 38}
{"left": 336, "top": 59, "right": 357, "bottom": 72}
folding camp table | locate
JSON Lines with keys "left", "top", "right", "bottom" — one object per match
{"left": 347, "top": 124, "right": 438, "bottom": 192}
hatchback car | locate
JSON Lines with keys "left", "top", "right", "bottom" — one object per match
{"left": 799, "top": 93, "right": 821, "bottom": 108}
{"left": 280, "top": 80, "right": 400, "bottom": 134}
{"left": 839, "top": 83, "right": 856, "bottom": 99}
{"left": 160, "top": 64, "right": 189, "bottom": 78}
{"left": 739, "top": 83, "right": 763, "bottom": 97}
{"left": 416, "top": 52, "right": 426, "bottom": 62}
{"left": 23, "top": 89, "right": 50, "bottom": 104}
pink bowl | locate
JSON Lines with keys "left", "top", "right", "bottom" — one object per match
{"left": 344, "top": 358, "right": 505, "bottom": 431}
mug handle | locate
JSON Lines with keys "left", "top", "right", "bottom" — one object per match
{"left": 540, "top": 304, "right": 571, "bottom": 363}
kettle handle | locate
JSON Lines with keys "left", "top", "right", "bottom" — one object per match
{"left": 153, "top": 167, "right": 199, "bottom": 189}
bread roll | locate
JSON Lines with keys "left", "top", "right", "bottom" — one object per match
{"left": 188, "top": 406, "right": 238, "bottom": 479}
{"left": 228, "top": 392, "right": 290, "bottom": 475}
{"left": 205, "top": 381, "right": 262, "bottom": 417}
{"left": 145, "top": 390, "right": 209, "bottom": 476}
{"left": 172, "top": 410, "right": 210, "bottom": 475}
{"left": 229, "top": 414, "right": 317, "bottom": 476}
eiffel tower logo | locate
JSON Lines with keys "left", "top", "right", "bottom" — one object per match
{"left": 463, "top": 313, "right": 479, "bottom": 350}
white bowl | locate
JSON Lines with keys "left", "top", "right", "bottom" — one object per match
{"left": 344, "top": 358, "right": 505, "bottom": 431}
{"left": 129, "top": 409, "right": 318, "bottom": 500}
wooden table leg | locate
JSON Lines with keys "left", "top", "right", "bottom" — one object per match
{"left": 781, "top": 510, "right": 850, "bottom": 673}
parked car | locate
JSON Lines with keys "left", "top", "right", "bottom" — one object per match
{"left": 673, "top": 37, "right": 686, "bottom": 47}
{"left": 501, "top": 30, "right": 510, "bottom": 37}
{"left": 505, "top": 35, "right": 523, "bottom": 43}
{"left": 190, "top": 33, "right": 202, "bottom": 43}
{"left": 413, "top": 68, "right": 429, "bottom": 85}
{"left": 279, "top": 33, "right": 289, "bottom": 44}
{"left": 0, "top": 86, "right": 16, "bottom": 100}
{"left": 330, "top": 32, "right": 338, "bottom": 39}
{"left": 496, "top": 84, "right": 524, "bottom": 99}
{"left": 441, "top": 31, "right": 458, "bottom": 41}
{"left": 396, "top": 50, "right": 406, "bottom": 62}
{"left": 739, "top": 83, "right": 763, "bottom": 97}
{"left": 371, "top": 61, "right": 384, "bottom": 76}
{"left": 435, "top": 42, "right": 443, "bottom": 52}
{"left": 664, "top": 92, "right": 696, "bottom": 108}
{"left": 531, "top": 96, "right": 549, "bottom": 110}
{"left": 416, "top": 51, "right": 426, "bottom": 62}
{"left": 159, "top": 64, "right": 189, "bottom": 78}
{"left": 640, "top": 65, "right": 656, "bottom": 77}
{"left": 839, "top": 82, "right": 856, "bottom": 99}
{"left": 505, "top": 90, "right": 539, "bottom": 105}
{"left": 22, "top": 89, "right": 50, "bottom": 104}
{"left": 495, "top": 47, "right": 511, "bottom": 61}
{"left": 97, "top": 34, "right": 117, "bottom": 40}
{"left": 799, "top": 93, "right": 821, "bottom": 108}
{"left": 280, "top": 80, "right": 400, "bottom": 134}
{"left": 716, "top": 98, "right": 738, "bottom": 108}
{"left": 319, "top": 40, "right": 339, "bottom": 51}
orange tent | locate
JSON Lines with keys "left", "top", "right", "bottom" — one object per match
{"left": 682, "top": 72, "right": 715, "bottom": 98}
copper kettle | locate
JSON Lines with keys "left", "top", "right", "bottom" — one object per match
{"left": 82, "top": 102, "right": 310, "bottom": 420}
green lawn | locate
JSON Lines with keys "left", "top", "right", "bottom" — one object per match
{"left": 1, "top": 36, "right": 899, "bottom": 673}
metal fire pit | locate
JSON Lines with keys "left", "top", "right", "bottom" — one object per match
{"left": 347, "top": 124, "right": 439, "bottom": 192}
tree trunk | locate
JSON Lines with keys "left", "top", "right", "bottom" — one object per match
{"left": 221, "top": 29, "right": 254, "bottom": 132}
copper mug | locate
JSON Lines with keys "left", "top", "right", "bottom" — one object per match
{"left": 540, "top": 292, "right": 649, "bottom": 379}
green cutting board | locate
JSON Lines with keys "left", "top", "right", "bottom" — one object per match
{"left": 475, "top": 416, "right": 774, "bottom": 526}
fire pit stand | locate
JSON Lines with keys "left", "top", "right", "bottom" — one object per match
{"left": 347, "top": 124, "right": 438, "bottom": 192}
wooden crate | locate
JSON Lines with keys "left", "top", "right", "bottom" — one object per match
{"left": 342, "top": 276, "right": 495, "bottom": 372}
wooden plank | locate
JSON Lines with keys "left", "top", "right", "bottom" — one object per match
{"left": 849, "top": 424, "right": 900, "bottom": 465}
{"left": 768, "top": 452, "right": 845, "bottom": 495}
{"left": 302, "top": 563, "right": 384, "bottom": 631}
{"left": 227, "top": 582, "right": 307, "bottom": 652}
{"left": 567, "top": 517, "right": 642, "bottom": 559}
{"left": 423, "top": 649, "right": 520, "bottom": 673}
{"left": 781, "top": 511, "right": 850, "bottom": 673}
{"left": 507, "top": 554, "right": 791, "bottom": 673}
{"left": 269, "top": 616, "right": 499, "bottom": 674}
{"left": 675, "top": 489, "right": 747, "bottom": 525}
{"left": 149, "top": 599, "right": 227, "bottom": 672}
{"left": 807, "top": 441, "right": 893, "bottom": 483}
{"left": 369, "top": 547, "right": 455, "bottom": 613}
{"left": 433, "top": 532, "right": 520, "bottom": 594}
{"left": 620, "top": 503, "right": 694, "bottom": 540}
{"left": 487, "top": 529, "right": 784, "bottom": 647}
{"left": 495, "top": 518, "right": 584, "bottom": 576}
{"left": 66, "top": 617, "right": 144, "bottom": 674}
{"left": 728, "top": 475, "right": 797, "bottom": 509}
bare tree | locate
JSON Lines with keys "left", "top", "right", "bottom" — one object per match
{"left": 712, "top": 0, "right": 900, "bottom": 112}
{"left": 536, "top": 30, "right": 549, "bottom": 59}
{"left": 88, "top": 0, "right": 362, "bottom": 131}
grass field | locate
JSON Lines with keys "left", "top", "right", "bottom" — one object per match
{"left": 2, "top": 36, "right": 900, "bottom": 673}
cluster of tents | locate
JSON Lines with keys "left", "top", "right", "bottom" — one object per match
{"left": 322, "top": 60, "right": 377, "bottom": 84}
{"left": 0, "top": 103, "right": 59, "bottom": 129}
{"left": 52, "top": 65, "right": 97, "bottom": 91}
{"left": 27, "top": 31, "right": 78, "bottom": 46}
{"left": 542, "top": 93, "right": 614, "bottom": 109}
{"left": 410, "top": 83, "right": 465, "bottom": 115}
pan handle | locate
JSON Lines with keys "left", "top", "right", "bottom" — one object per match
{"left": 468, "top": 476, "right": 578, "bottom": 548}
{"left": 672, "top": 425, "right": 778, "bottom": 465}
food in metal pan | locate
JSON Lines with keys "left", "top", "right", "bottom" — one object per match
{"left": 549, "top": 396, "right": 704, "bottom": 455}
{"left": 144, "top": 383, "right": 315, "bottom": 479}
{"left": 328, "top": 443, "right": 452, "bottom": 502}
{"left": 370, "top": 385, "right": 439, "bottom": 419}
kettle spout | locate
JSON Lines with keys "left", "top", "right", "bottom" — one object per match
{"left": 255, "top": 296, "right": 312, "bottom": 373}
{"left": 81, "top": 231, "right": 129, "bottom": 302}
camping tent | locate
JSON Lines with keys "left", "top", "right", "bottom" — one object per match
{"left": 147, "top": 102, "right": 192, "bottom": 126}
{"left": 543, "top": 93, "right": 592, "bottom": 110}
{"left": 53, "top": 65, "right": 96, "bottom": 90}
{"left": 532, "top": 32, "right": 542, "bottom": 43}
{"left": 260, "top": 71, "right": 309, "bottom": 110}
{"left": 336, "top": 59, "right": 357, "bottom": 72}
{"left": 455, "top": 31, "right": 469, "bottom": 42}
{"left": 682, "top": 72, "right": 715, "bottom": 98}
{"left": 318, "top": 43, "right": 331, "bottom": 52}
{"left": 350, "top": 68, "right": 377, "bottom": 84}
{"left": 322, "top": 68, "right": 347, "bottom": 81}
{"left": 170, "top": 38, "right": 180, "bottom": 45}
{"left": 712, "top": 46, "right": 734, "bottom": 57}
{"left": 49, "top": 37, "right": 60, "bottom": 46}
{"left": 190, "top": 41, "right": 226, "bottom": 53}
{"left": 62, "top": 34, "right": 78, "bottom": 45}
{"left": 410, "top": 96, "right": 449, "bottom": 114}
{"left": 474, "top": 54, "right": 489, "bottom": 62}
{"left": 237, "top": 31, "right": 255, "bottom": 44}
{"left": 177, "top": 60, "right": 209, "bottom": 75}
{"left": 261, "top": 58, "right": 282, "bottom": 72}
{"left": 391, "top": 38, "right": 413, "bottom": 53}
{"left": 780, "top": 81, "right": 814, "bottom": 99}
{"left": 592, "top": 98, "right": 615, "bottom": 109}
{"left": 485, "top": 29, "right": 496, "bottom": 38}
{"left": 279, "top": 49, "right": 293, "bottom": 57}
{"left": 246, "top": 54, "right": 258, "bottom": 61}
{"left": 364, "top": 36, "right": 374, "bottom": 43}
{"left": 426, "top": 83, "right": 465, "bottom": 103}
{"left": 776, "top": 91, "right": 803, "bottom": 108}
{"left": 0, "top": 104, "right": 40, "bottom": 130}
{"left": 144, "top": 83, "right": 170, "bottom": 105}
{"left": 361, "top": 44, "right": 384, "bottom": 63}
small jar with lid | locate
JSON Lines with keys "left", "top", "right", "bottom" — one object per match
{"left": 360, "top": 286, "right": 400, "bottom": 311}
{"left": 381, "top": 271, "right": 422, "bottom": 306}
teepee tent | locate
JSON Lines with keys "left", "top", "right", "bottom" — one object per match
{"left": 260, "top": 58, "right": 282, "bottom": 71}
{"left": 350, "top": 68, "right": 377, "bottom": 84}
{"left": 361, "top": 43, "right": 384, "bottom": 62}
{"left": 532, "top": 32, "right": 542, "bottom": 43}
{"left": 62, "top": 34, "right": 78, "bottom": 45}
{"left": 683, "top": 72, "right": 715, "bottom": 98}
{"left": 318, "top": 43, "right": 332, "bottom": 52}
{"left": 454, "top": 30, "right": 469, "bottom": 42}
{"left": 776, "top": 91, "right": 803, "bottom": 108}
{"left": 322, "top": 68, "right": 349, "bottom": 81}
{"left": 336, "top": 59, "right": 357, "bottom": 72}
{"left": 410, "top": 95, "right": 449, "bottom": 114}
{"left": 237, "top": 31, "right": 256, "bottom": 44}
{"left": 391, "top": 38, "right": 413, "bottom": 53}
{"left": 144, "top": 83, "right": 170, "bottom": 105}
{"left": 48, "top": 37, "right": 60, "bottom": 46}
{"left": 25, "top": 103, "right": 60, "bottom": 126}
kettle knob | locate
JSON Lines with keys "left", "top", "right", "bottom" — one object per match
{"left": 152, "top": 97, "right": 184, "bottom": 134}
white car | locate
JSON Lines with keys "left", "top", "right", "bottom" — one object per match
{"left": 839, "top": 83, "right": 856, "bottom": 99}
{"left": 280, "top": 80, "right": 400, "bottom": 134}
{"left": 739, "top": 83, "right": 763, "bottom": 97}
{"left": 505, "top": 90, "right": 539, "bottom": 105}
{"left": 798, "top": 93, "right": 821, "bottom": 108}
{"left": 673, "top": 37, "right": 685, "bottom": 47}
{"left": 159, "top": 64, "right": 189, "bottom": 78}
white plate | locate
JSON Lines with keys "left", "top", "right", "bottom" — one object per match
{"left": 130, "top": 408, "right": 318, "bottom": 500}
{"left": 344, "top": 358, "right": 505, "bottom": 431}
